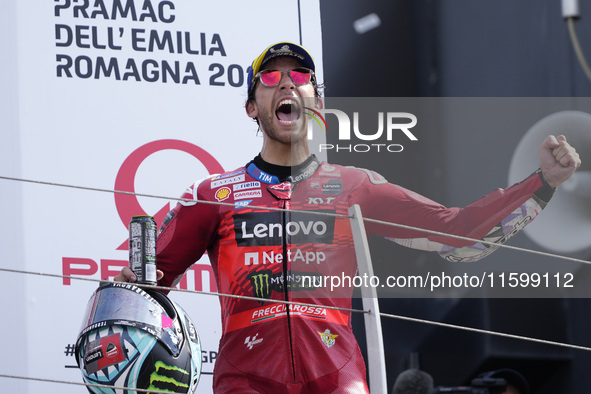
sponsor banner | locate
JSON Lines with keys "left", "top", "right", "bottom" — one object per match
{"left": 0, "top": 1, "right": 323, "bottom": 393}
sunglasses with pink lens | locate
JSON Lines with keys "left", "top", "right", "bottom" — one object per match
{"left": 255, "top": 68, "right": 314, "bottom": 87}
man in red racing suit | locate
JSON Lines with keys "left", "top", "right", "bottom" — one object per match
{"left": 116, "top": 42, "right": 581, "bottom": 393}
{"left": 155, "top": 154, "right": 555, "bottom": 393}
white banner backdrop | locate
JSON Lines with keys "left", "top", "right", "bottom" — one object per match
{"left": 0, "top": 1, "right": 323, "bottom": 392}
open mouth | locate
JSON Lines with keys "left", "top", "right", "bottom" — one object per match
{"left": 275, "top": 98, "right": 302, "bottom": 125}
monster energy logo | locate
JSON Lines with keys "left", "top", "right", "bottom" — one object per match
{"left": 148, "top": 360, "right": 189, "bottom": 393}
{"left": 249, "top": 270, "right": 322, "bottom": 299}
{"left": 250, "top": 270, "right": 273, "bottom": 299}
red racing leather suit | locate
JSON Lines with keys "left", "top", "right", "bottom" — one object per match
{"left": 156, "top": 155, "right": 553, "bottom": 393}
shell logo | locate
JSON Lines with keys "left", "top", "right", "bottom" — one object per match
{"left": 215, "top": 187, "right": 231, "bottom": 201}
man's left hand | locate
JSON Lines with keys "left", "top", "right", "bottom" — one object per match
{"left": 539, "top": 134, "right": 581, "bottom": 188}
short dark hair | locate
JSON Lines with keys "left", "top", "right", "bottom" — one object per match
{"left": 392, "top": 369, "right": 434, "bottom": 394}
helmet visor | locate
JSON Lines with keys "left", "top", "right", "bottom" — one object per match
{"left": 76, "top": 283, "right": 182, "bottom": 357}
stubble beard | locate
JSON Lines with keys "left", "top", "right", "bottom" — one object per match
{"left": 258, "top": 110, "right": 308, "bottom": 147}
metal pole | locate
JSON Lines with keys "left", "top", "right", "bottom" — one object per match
{"left": 348, "top": 204, "right": 387, "bottom": 393}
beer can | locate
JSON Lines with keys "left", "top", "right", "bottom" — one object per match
{"left": 129, "top": 215, "right": 157, "bottom": 285}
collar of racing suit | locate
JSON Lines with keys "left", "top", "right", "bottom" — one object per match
{"left": 247, "top": 154, "right": 320, "bottom": 185}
